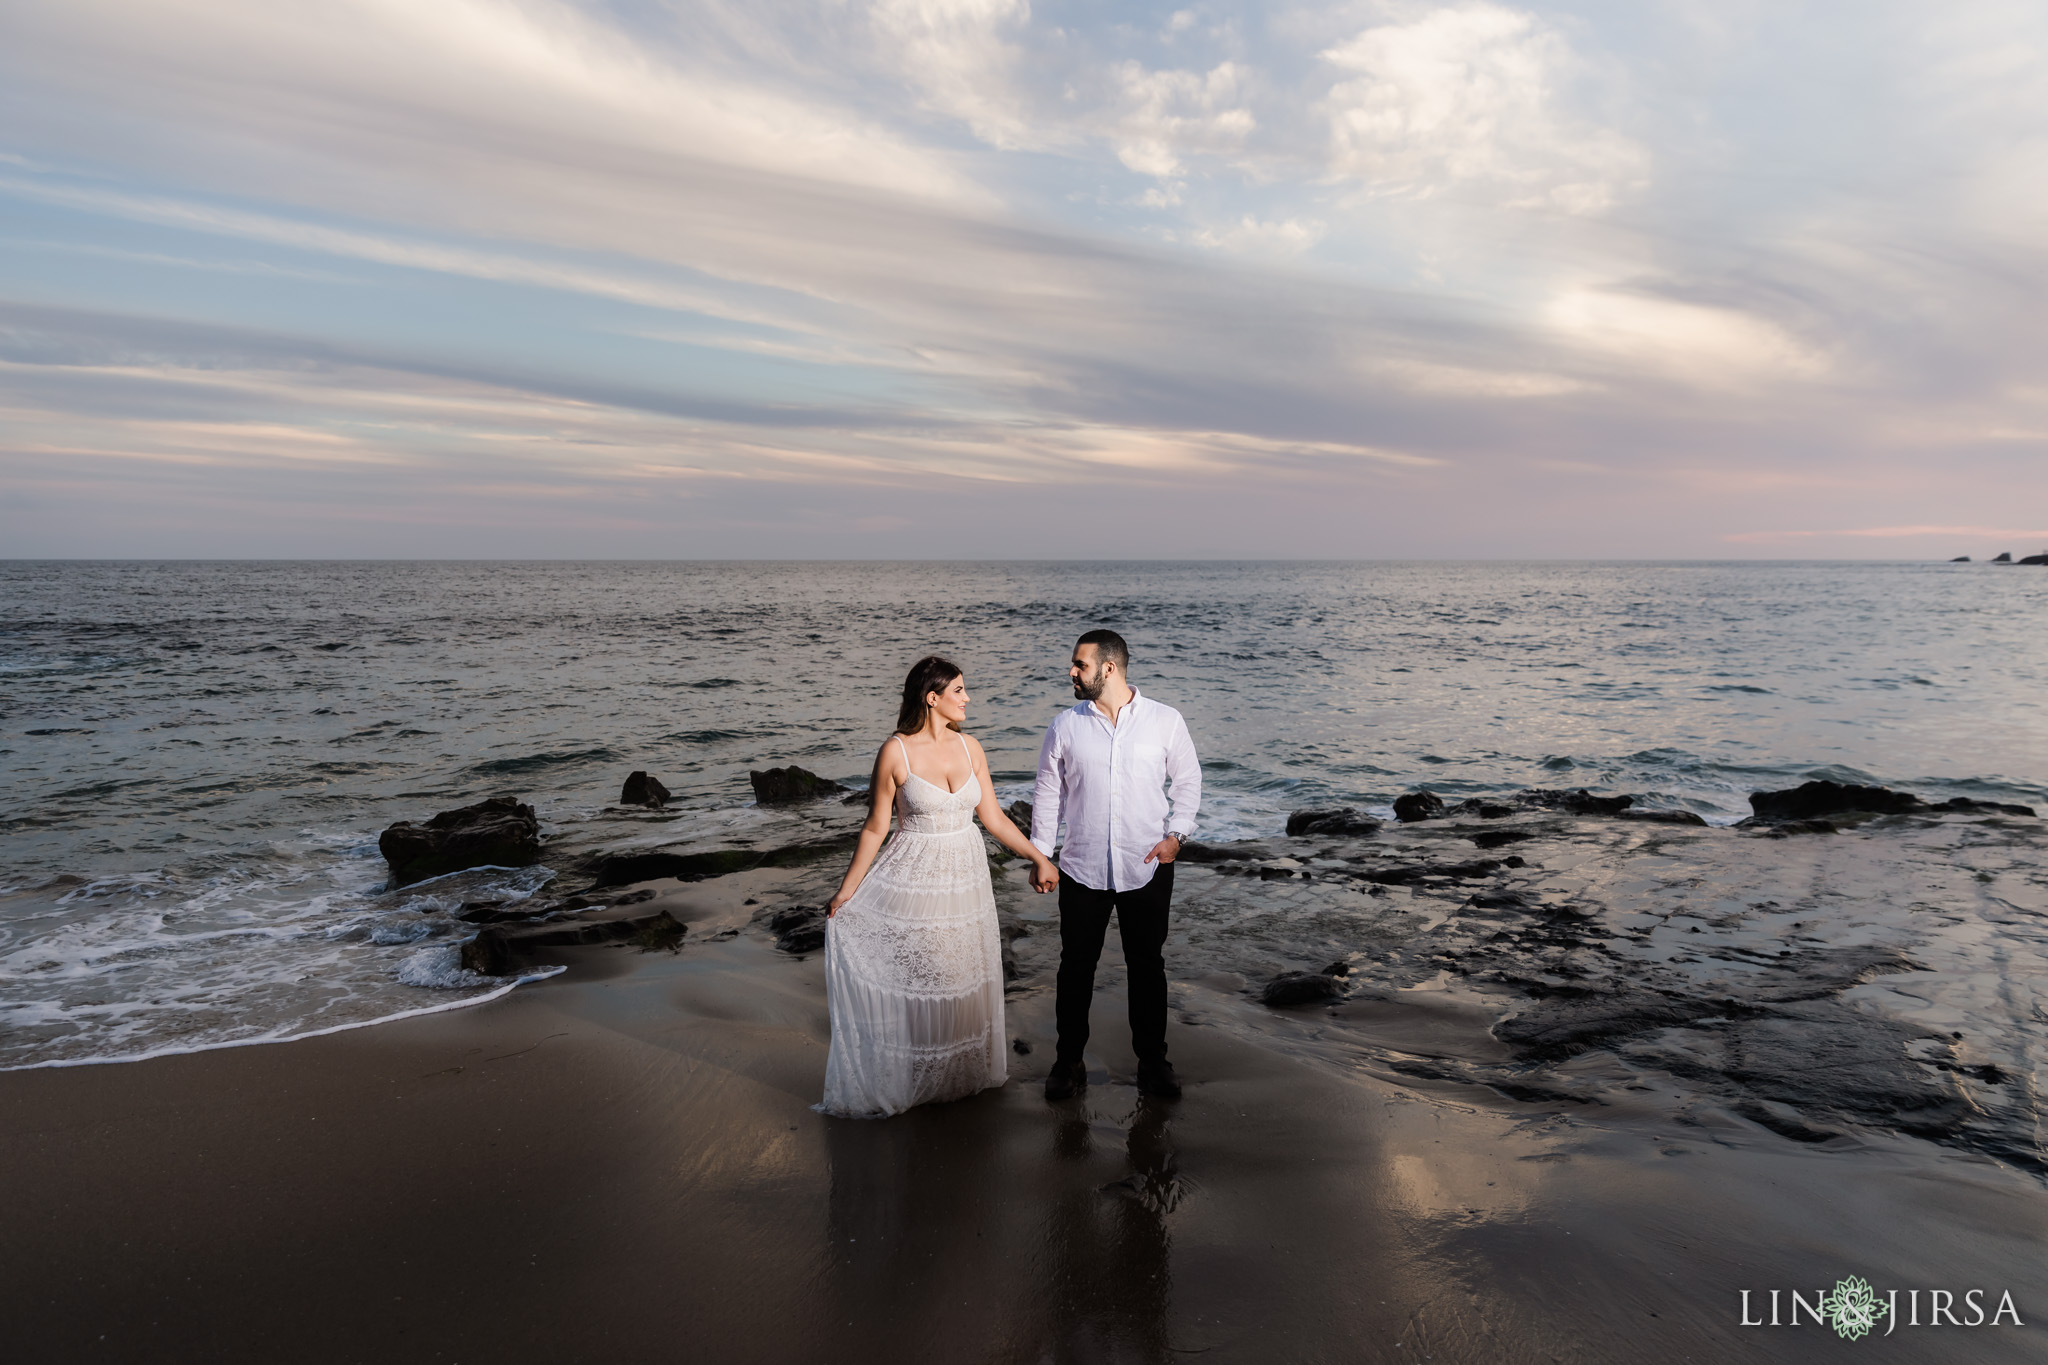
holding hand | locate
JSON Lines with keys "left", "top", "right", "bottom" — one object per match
{"left": 1030, "top": 857, "right": 1059, "bottom": 894}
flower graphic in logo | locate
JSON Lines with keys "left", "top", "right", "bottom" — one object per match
{"left": 1820, "top": 1275, "right": 1889, "bottom": 1341}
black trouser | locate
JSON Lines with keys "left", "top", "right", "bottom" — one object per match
{"left": 1055, "top": 863, "right": 1174, "bottom": 1066}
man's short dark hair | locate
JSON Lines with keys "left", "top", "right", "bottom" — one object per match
{"left": 1076, "top": 629, "right": 1129, "bottom": 672}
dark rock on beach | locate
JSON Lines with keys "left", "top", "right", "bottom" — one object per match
{"left": 766, "top": 905, "right": 827, "bottom": 954}
{"left": 460, "top": 928, "right": 519, "bottom": 977}
{"left": 1470, "top": 828, "right": 1536, "bottom": 849}
{"left": 1392, "top": 790, "right": 1444, "bottom": 823}
{"left": 999, "top": 918, "right": 1031, "bottom": 983}
{"left": 1260, "top": 970, "right": 1346, "bottom": 1008}
{"left": 379, "top": 797, "right": 541, "bottom": 888}
{"left": 588, "top": 831, "right": 861, "bottom": 888}
{"left": 1352, "top": 857, "right": 1514, "bottom": 886}
{"left": 750, "top": 765, "right": 846, "bottom": 805}
{"left": 1005, "top": 800, "right": 1034, "bottom": 832}
{"left": 1286, "top": 807, "right": 1381, "bottom": 837}
{"left": 1174, "top": 839, "right": 1281, "bottom": 865}
{"left": 619, "top": 771, "right": 671, "bottom": 809}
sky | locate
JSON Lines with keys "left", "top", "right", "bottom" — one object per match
{"left": 2, "top": 0, "right": 2046, "bottom": 559}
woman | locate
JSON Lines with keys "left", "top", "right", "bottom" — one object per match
{"left": 817, "top": 656, "right": 1057, "bottom": 1118}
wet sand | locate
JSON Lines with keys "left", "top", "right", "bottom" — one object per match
{"left": 6, "top": 855, "right": 2046, "bottom": 1363}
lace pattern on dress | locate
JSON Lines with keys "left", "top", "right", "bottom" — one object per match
{"left": 817, "top": 737, "right": 1008, "bottom": 1118}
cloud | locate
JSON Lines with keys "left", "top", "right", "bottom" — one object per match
{"left": 1318, "top": 3, "right": 1645, "bottom": 211}
{"left": 870, "top": 0, "right": 1044, "bottom": 150}
{"left": 4, "top": 0, "right": 2048, "bottom": 556}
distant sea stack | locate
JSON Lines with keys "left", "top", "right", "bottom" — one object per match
{"left": 1992, "top": 552, "right": 2013, "bottom": 562}
{"left": 1950, "top": 555, "right": 1971, "bottom": 562}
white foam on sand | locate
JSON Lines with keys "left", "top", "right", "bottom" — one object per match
{"left": 0, "top": 851, "right": 565, "bottom": 1071}
{"left": 1, "top": 962, "right": 566, "bottom": 1072}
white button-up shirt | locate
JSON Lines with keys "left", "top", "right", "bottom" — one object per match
{"left": 1031, "top": 688, "right": 1201, "bottom": 893}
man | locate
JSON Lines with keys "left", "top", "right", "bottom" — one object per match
{"left": 1030, "top": 629, "right": 1201, "bottom": 1101}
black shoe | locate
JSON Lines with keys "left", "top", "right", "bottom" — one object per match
{"left": 1044, "top": 1060, "right": 1088, "bottom": 1101}
{"left": 1136, "top": 1059, "right": 1182, "bottom": 1100}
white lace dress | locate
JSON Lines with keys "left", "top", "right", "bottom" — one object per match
{"left": 817, "top": 736, "right": 1007, "bottom": 1118}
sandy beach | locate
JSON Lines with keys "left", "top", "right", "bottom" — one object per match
{"left": 8, "top": 813, "right": 2046, "bottom": 1364}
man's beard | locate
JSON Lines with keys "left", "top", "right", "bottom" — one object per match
{"left": 1072, "top": 665, "right": 1107, "bottom": 701}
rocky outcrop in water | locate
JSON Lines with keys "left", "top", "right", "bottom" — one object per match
{"left": 750, "top": 766, "right": 846, "bottom": 804}
{"left": 1504, "top": 788, "right": 1635, "bottom": 816}
{"left": 1615, "top": 809, "right": 1709, "bottom": 826}
{"left": 379, "top": 797, "right": 541, "bottom": 888}
{"left": 1745, "top": 780, "right": 2034, "bottom": 828}
{"left": 1392, "top": 790, "right": 1444, "bottom": 822}
{"left": 1286, "top": 808, "right": 1381, "bottom": 837}
{"left": 1992, "top": 552, "right": 2013, "bottom": 562}
{"left": 2021, "top": 553, "right": 2048, "bottom": 566}
{"left": 619, "top": 771, "right": 671, "bottom": 809}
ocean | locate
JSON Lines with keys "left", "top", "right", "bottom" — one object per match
{"left": 3, "top": 558, "right": 2043, "bottom": 1070}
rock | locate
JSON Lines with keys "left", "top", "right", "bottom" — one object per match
{"left": 1353, "top": 857, "right": 1507, "bottom": 885}
{"left": 587, "top": 831, "right": 860, "bottom": 888}
{"left": 1470, "top": 828, "right": 1535, "bottom": 849}
{"left": 1494, "top": 989, "right": 1716, "bottom": 1059}
{"left": 625, "top": 911, "right": 687, "bottom": 953}
{"left": 1754, "top": 818, "right": 1838, "bottom": 837}
{"left": 1013, "top": 1037, "right": 1032, "bottom": 1055}
{"left": 1616, "top": 809, "right": 1709, "bottom": 826}
{"left": 504, "top": 907, "right": 686, "bottom": 950}
{"left": 2020, "top": 553, "right": 2048, "bottom": 566}
{"left": 749, "top": 765, "right": 846, "bottom": 805}
{"left": 619, "top": 771, "right": 671, "bottom": 809}
{"left": 1260, "top": 971, "right": 1344, "bottom": 1008}
{"left": 1392, "top": 790, "right": 1444, "bottom": 822}
{"left": 1992, "top": 552, "right": 2012, "bottom": 562}
{"left": 767, "top": 905, "right": 827, "bottom": 954}
{"left": 1748, "top": 780, "right": 1927, "bottom": 823}
{"left": 1175, "top": 839, "right": 1281, "bottom": 865}
{"left": 460, "top": 928, "right": 518, "bottom": 976}
{"left": 1448, "top": 798, "right": 1516, "bottom": 818}
{"left": 1932, "top": 796, "right": 2035, "bottom": 817}
{"left": 1466, "top": 888, "right": 1535, "bottom": 910}
{"left": 378, "top": 797, "right": 541, "bottom": 888}
{"left": 1286, "top": 807, "right": 1381, "bottom": 837}
{"left": 1949, "top": 556, "right": 1971, "bottom": 562}
{"left": 1005, "top": 800, "right": 1034, "bottom": 832}
{"left": 998, "top": 919, "right": 1031, "bottom": 983}
{"left": 1515, "top": 788, "right": 1634, "bottom": 816}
